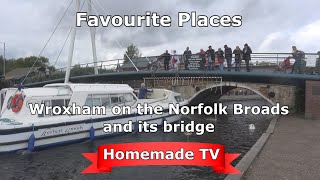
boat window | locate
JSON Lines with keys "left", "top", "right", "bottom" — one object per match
{"left": 123, "top": 94, "right": 132, "bottom": 102}
{"left": 39, "top": 100, "right": 51, "bottom": 117}
{"left": 57, "top": 88, "right": 71, "bottom": 96}
{"left": 84, "top": 94, "right": 135, "bottom": 107}
{"left": 52, "top": 99, "right": 65, "bottom": 107}
{"left": 123, "top": 93, "right": 137, "bottom": 106}
{"left": 52, "top": 99, "right": 66, "bottom": 116}
{"left": 85, "top": 94, "right": 112, "bottom": 108}
{"left": 85, "top": 95, "right": 93, "bottom": 107}
{"left": 174, "top": 95, "right": 184, "bottom": 103}
{"left": 38, "top": 99, "right": 70, "bottom": 117}
{"left": 101, "top": 96, "right": 111, "bottom": 107}
{"left": 110, "top": 95, "right": 120, "bottom": 104}
{"left": 92, "top": 97, "right": 101, "bottom": 106}
{"left": 119, "top": 96, "right": 126, "bottom": 103}
{"left": 65, "top": 99, "right": 70, "bottom": 106}
{"left": 0, "top": 92, "right": 5, "bottom": 112}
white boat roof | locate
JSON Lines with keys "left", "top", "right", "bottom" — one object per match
{"left": 44, "top": 83, "right": 134, "bottom": 93}
{"left": 4, "top": 83, "right": 135, "bottom": 97}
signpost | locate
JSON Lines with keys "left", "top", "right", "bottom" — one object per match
{"left": 188, "top": 54, "right": 203, "bottom": 70}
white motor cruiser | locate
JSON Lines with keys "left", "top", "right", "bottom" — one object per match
{"left": 0, "top": 84, "right": 187, "bottom": 152}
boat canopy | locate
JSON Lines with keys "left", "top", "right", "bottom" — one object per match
{"left": 44, "top": 83, "right": 134, "bottom": 94}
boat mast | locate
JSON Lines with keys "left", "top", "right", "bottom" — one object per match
{"left": 88, "top": 0, "right": 99, "bottom": 75}
{"left": 64, "top": 0, "right": 80, "bottom": 83}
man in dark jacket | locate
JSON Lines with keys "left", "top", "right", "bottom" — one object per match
{"left": 224, "top": 45, "right": 232, "bottom": 71}
{"left": 206, "top": 46, "right": 215, "bottom": 71}
{"left": 198, "top": 49, "right": 206, "bottom": 70}
{"left": 183, "top": 47, "right": 192, "bottom": 70}
{"left": 243, "top": 44, "right": 252, "bottom": 72}
{"left": 216, "top": 48, "right": 225, "bottom": 71}
{"left": 138, "top": 83, "right": 153, "bottom": 99}
{"left": 162, "top": 50, "right": 171, "bottom": 70}
{"left": 233, "top": 46, "right": 242, "bottom": 71}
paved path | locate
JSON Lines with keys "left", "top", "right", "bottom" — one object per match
{"left": 243, "top": 115, "right": 320, "bottom": 180}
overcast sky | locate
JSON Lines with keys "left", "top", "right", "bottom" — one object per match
{"left": 0, "top": 0, "right": 320, "bottom": 67}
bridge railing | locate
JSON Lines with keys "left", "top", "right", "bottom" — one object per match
{"left": 24, "top": 52, "right": 320, "bottom": 84}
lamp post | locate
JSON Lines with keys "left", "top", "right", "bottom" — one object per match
{"left": 0, "top": 42, "right": 5, "bottom": 78}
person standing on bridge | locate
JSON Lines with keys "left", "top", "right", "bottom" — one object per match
{"left": 199, "top": 49, "right": 206, "bottom": 70}
{"left": 183, "top": 47, "right": 192, "bottom": 70}
{"left": 162, "top": 50, "right": 171, "bottom": 71}
{"left": 291, "top": 46, "right": 305, "bottom": 74}
{"left": 216, "top": 48, "right": 225, "bottom": 71}
{"left": 206, "top": 46, "right": 215, "bottom": 71}
{"left": 224, "top": 45, "right": 233, "bottom": 71}
{"left": 171, "top": 50, "right": 180, "bottom": 71}
{"left": 233, "top": 46, "right": 242, "bottom": 71}
{"left": 243, "top": 43, "right": 252, "bottom": 72}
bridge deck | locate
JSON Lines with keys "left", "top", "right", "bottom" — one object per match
{"left": 25, "top": 71, "right": 320, "bottom": 87}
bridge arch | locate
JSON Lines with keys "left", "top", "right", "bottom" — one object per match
{"left": 188, "top": 82, "right": 275, "bottom": 105}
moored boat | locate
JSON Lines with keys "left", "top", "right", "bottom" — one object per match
{"left": 0, "top": 83, "right": 187, "bottom": 152}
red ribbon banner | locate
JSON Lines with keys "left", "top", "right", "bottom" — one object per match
{"left": 81, "top": 142, "right": 240, "bottom": 174}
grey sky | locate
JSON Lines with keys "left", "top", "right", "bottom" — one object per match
{"left": 0, "top": 0, "right": 320, "bottom": 67}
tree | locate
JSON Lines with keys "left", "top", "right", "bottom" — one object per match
{"left": 123, "top": 43, "right": 141, "bottom": 63}
{"left": 0, "top": 56, "right": 49, "bottom": 75}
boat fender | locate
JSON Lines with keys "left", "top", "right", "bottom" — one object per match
{"left": 28, "top": 134, "right": 36, "bottom": 152}
{"left": 162, "top": 117, "right": 167, "bottom": 127}
{"left": 27, "top": 125, "right": 36, "bottom": 152}
{"left": 133, "top": 113, "right": 139, "bottom": 134}
{"left": 11, "top": 93, "right": 24, "bottom": 113}
{"left": 89, "top": 126, "right": 95, "bottom": 141}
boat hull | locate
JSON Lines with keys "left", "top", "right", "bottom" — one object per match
{"left": 0, "top": 113, "right": 181, "bottom": 153}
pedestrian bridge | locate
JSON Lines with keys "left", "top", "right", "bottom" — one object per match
{"left": 24, "top": 70, "right": 320, "bottom": 88}
{"left": 22, "top": 70, "right": 319, "bottom": 113}
{"left": 19, "top": 53, "right": 320, "bottom": 120}
{"left": 20, "top": 52, "right": 319, "bottom": 87}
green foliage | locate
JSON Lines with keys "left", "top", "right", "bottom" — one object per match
{"left": 0, "top": 55, "right": 50, "bottom": 75}
{"left": 123, "top": 43, "right": 141, "bottom": 63}
{"left": 70, "top": 64, "right": 94, "bottom": 76}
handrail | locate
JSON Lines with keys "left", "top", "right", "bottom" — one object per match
{"left": 53, "top": 52, "right": 319, "bottom": 70}
{"left": 21, "top": 52, "right": 319, "bottom": 84}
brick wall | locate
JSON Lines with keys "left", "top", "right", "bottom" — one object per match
{"left": 305, "top": 80, "right": 320, "bottom": 120}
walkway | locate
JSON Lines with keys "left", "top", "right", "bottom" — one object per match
{"left": 243, "top": 115, "right": 320, "bottom": 180}
{"left": 24, "top": 70, "right": 320, "bottom": 87}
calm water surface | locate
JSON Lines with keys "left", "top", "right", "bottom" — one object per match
{"left": 0, "top": 100, "right": 273, "bottom": 180}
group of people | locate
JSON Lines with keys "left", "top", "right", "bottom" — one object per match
{"left": 159, "top": 44, "right": 253, "bottom": 72}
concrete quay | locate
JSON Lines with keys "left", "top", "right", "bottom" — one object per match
{"left": 227, "top": 115, "right": 320, "bottom": 180}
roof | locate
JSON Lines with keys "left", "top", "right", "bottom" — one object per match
{"left": 44, "top": 83, "right": 134, "bottom": 93}
{"left": 5, "top": 67, "right": 40, "bottom": 80}
{"left": 16, "top": 83, "right": 133, "bottom": 97}
{"left": 121, "top": 57, "right": 157, "bottom": 69}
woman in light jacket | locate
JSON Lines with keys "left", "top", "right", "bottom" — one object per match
{"left": 171, "top": 50, "right": 180, "bottom": 71}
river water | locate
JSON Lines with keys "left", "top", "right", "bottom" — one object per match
{"left": 0, "top": 99, "right": 273, "bottom": 180}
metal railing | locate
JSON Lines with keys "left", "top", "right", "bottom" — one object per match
{"left": 24, "top": 52, "right": 320, "bottom": 84}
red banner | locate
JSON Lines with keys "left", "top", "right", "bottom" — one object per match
{"left": 81, "top": 142, "right": 240, "bottom": 174}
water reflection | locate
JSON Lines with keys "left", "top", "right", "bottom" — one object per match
{"left": 0, "top": 100, "right": 272, "bottom": 180}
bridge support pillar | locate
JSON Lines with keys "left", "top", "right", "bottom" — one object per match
{"left": 305, "top": 80, "right": 320, "bottom": 120}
